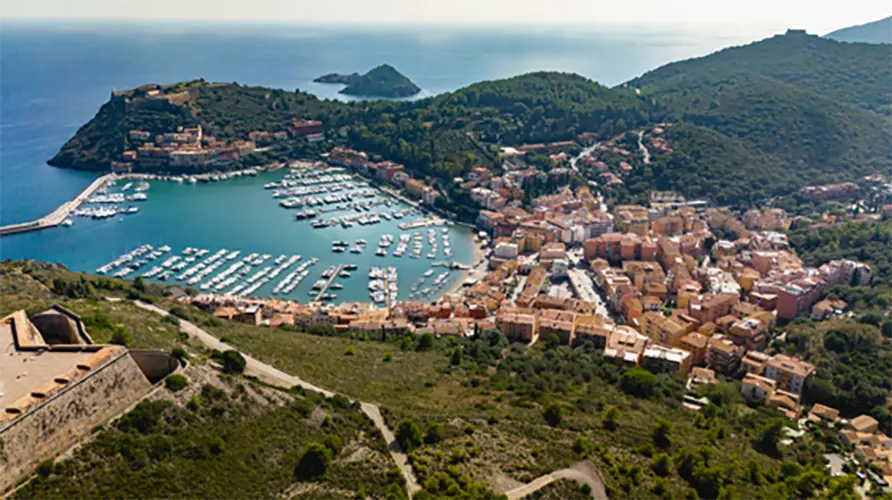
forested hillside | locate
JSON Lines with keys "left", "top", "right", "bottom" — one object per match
{"left": 622, "top": 30, "right": 891, "bottom": 206}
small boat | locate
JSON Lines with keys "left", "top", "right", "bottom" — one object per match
{"left": 61, "top": 219, "right": 73, "bottom": 227}
{"left": 339, "top": 271, "right": 351, "bottom": 278}
{"left": 344, "top": 264, "right": 358, "bottom": 271}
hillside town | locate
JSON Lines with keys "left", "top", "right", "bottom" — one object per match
{"left": 168, "top": 136, "right": 891, "bottom": 485}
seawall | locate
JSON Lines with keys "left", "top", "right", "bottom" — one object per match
{"left": 0, "top": 174, "right": 115, "bottom": 237}
{"left": 0, "top": 351, "right": 153, "bottom": 492}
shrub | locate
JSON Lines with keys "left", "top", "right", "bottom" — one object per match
{"left": 417, "top": 333, "right": 435, "bottom": 351}
{"left": 424, "top": 422, "right": 444, "bottom": 444}
{"left": 450, "top": 348, "right": 462, "bottom": 365}
{"left": 572, "top": 436, "right": 592, "bottom": 456}
{"left": 462, "top": 424, "right": 475, "bottom": 435}
{"left": 345, "top": 346, "right": 356, "bottom": 356}
{"left": 295, "top": 442, "right": 332, "bottom": 480}
{"left": 36, "top": 459, "right": 54, "bottom": 477}
{"left": 620, "top": 367, "right": 659, "bottom": 397}
{"left": 602, "top": 406, "right": 620, "bottom": 430}
{"left": 543, "top": 403, "right": 563, "bottom": 427}
{"left": 396, "top": 419, "right": 423, "bottom": 450}
{"left": 324, "top": 433, "right": 343, "bottom": 455}
{"left": 164, "top": 374, "right": 188, "bottom": 392}
{"left": 110, "top": 326, "right": 133, "bottom": 348}
{"left": 652, "top": 453, "right": 672, "bottom": 476}
{"left": 221, "top": 350, "right": 246, "bottom": 374}
{"left": 653, "top": 418, "right": 673, "bottom": 449}
{"left": 171, "top": 346, "right": 187, "bottom": 361}
{"left": 383, "top": 352, "right": 393, "bottom": 362}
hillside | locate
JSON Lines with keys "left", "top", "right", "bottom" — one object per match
{"left": 623, "top": 30, "right": 892, "bottom": 206}
{"left": 1, "top": 259, "right": 858, "bottom": 499}
{"left": 45, "top": 72, "right": 644, "bottom": 183}
{"left": 339, "top": 64, "right": 421, "bottom": 98}
{"left": 825, "top": 16, "right": 892, "bottom": 44}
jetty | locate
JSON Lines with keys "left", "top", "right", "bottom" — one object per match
{"left": 314, "top": 264, "right": 343, "bottom": 301}
{"left": 0, "top": 174, "right": 115, "bottom": 236}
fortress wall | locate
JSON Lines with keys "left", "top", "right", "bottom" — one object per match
{"left": 0, "top": 352, "right": 152, "bottom": 491}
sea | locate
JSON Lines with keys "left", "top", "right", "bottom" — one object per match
{"left": 0, "top": 22, "right": 774, "bottom": 302}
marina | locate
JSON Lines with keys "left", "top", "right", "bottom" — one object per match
{"left": 1, "top": 164, "right": 477, "bottom": 303}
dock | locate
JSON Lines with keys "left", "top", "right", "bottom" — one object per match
{"left": 0, "top": 173, "right": 115, "bottom": 237}
{"left": 314, "top": 264, "right": 343, "bottom": 301}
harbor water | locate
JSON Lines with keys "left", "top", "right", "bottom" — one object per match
{"left": 0, "top": 169, "right": 478, "bottom": 303}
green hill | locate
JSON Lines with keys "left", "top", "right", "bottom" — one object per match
{"left": 825, "top": 16, "right": 892, "bottom": 44}
{"left": 623, "top": 30, "right": 892, "bottom": 206}
{"left": 339, "top": 64, "right": 421, "bottom": 98}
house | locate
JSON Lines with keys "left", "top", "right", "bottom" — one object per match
{"left": 679, "top": 332, "right": 709, "bottom": 365}
{"left": 741, "top": 373, "right": 776, "bottom": 403}
{"left": 706, "top": 335, "right": 743, "bottom": 375}
{"left": 849, "top": 415, "right": 880, "bottom": 434}
{"left": 538, "top": 309, "right": 577, "bottom": 345}
{"left": 496, "top": 312, "right": 537, "bottom": 342}
{"left": 764, "top": 354, "right": 814, "bottom": 395}
{"left": 689, "top": 367, "right": 717, "bottom": 387}
{"left": 603, "top": 327, "right": 649, "bottom": 365}
{"left": 642, "top": 344, "right": 692, "bottom": 374}
{"left": 808, "top": 404, "right": 840, "bottom": 425}
{"left": 811, "top": 299, "right": 848, "bottom": 320}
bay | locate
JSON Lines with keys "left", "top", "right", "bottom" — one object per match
{"left": 0, "top": 22, "right": 767, "bottom": 300}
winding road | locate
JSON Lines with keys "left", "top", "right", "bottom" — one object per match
{"left": 113, "top": 298, "right": 421, "bottom": 496}
{"left": 637, "top": 130, "right": 651, "bottom": 165}
{"left": 504, "top": 461, "right": 607, "bottom": 500}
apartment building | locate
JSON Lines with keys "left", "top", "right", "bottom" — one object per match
{"left": 642, "top": 344, "right": 693, "bottom": 374}
{"left": 764, "top": 354, "right": 815, "bottom": 395}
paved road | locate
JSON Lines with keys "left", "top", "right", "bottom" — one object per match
{"left": 504, "top": 461, "right": 608, "bottom": 500}
{"left": 637, "top": 130, "right": 651, "bottom": 165}
{"left": 569, "top": 142, "right": 601, "bottom": 174}
{"left": 117, "top": 298, "right": 421, "bottom": 496}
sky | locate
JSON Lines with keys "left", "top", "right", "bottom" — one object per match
{"left": 1, "top": 0, "right": 889, "bottom": 35}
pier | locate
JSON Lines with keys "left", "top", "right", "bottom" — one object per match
{"left": 0, "top": 174, "right": 115, "bottom": 237}
{"left": 314, "top": 264, "right": 343, "bottom": 301}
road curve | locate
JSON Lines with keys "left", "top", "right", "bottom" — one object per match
{"left": 116, "top": 298, "right": 421, "bottom": 496}
{"left": 504, "top": 461, "right": 607, "bottom": 500}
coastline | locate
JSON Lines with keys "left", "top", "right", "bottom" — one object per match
{"left": 444, "top": 242, "right": 487, "bottom": 297}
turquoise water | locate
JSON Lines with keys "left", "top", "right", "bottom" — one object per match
{"left": 0, "top": 169, "right": 477, "bottom": 303}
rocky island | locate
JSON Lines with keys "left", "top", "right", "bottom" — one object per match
{"left": 316, "top": 64, "right": 421, "bottom": 98}
{"left": 312, "top": 72, "right": 360, "bottom": 85}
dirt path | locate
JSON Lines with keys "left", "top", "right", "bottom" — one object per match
{"left": 503, "top": 461, "right": 607, "bottom": 500}
{"left": 115, "top": 298, "right": 421, "bottom": 497}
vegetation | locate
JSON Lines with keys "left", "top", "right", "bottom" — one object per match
{"left": 338, "top": 64, "right": 421, "bottom": 98}
{"left": 14, "top": 380, "right": 396, "bottom": 499}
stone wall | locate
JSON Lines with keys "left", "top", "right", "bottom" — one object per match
{"left": 0, "top": 352, "right": 152, "bottom": 491}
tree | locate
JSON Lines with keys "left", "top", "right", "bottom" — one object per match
{"left": 221, "top": 350, "right": 246, "bottom": 374}
{"left": 620, "top": 368, "right": 659, "bottom": 397}
{"left": 652, "top": 418, "right": 673, "bottom": 449}
{"left": 450, "top": 348, "right": 462, "bottom": 366}
{"left": 133, "top": 276, "right": 146, "bottom": 292}
{"left": 396, "top": 419, "right": 423, "bottom": 450}
{"left": 542, "top": 332, "right": 560, "bottom": 349}
{"left": 417, "top": 333, "right": 435, "bottom": 351}
{"left": 543, "top": 403, "right": 563, "bottom": 427}
{"left": 757, "top": 418, "right": 785, "bottom": 457}
{"left": 295, "top": 442, "right": 332, "bottom": 480}
{"left": 602, "top": 406, "right": 620, "bottom": 430}
{"left": 424, "top": 422, "right": 444, "bottom": 444}
{"left": 652, "top": 453, "right": 672, "bottom": 477}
